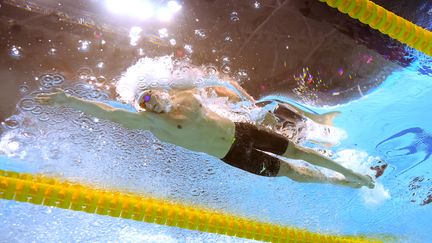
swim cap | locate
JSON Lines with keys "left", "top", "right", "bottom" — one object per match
{"left": 135, "top": 89, "right": 172, "bottom": 113}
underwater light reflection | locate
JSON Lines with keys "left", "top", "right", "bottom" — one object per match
{"left": 104, "top": 0, "right": 182, "bottom": 22}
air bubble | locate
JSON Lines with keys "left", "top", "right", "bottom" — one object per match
{"left": 48, "top": 48, "right": 57, "bottom": 55}
{"left": 73, "top": 116, "right": 93, "bottom": 127}
{"left": 204, "top": 66, "right": 218, "bottom": 76}
{"left": 51, "top": 108, "right": 69, "bottom": 123}
{"left": 206, "top": 168, "right": 216, "bottom": 175}
{"left": 39, "top": 74, "right": 54, "bottom": 89}
{"left": 194, "top": 29, "right": 207, "bottom": 40}
{"left": 18, "top": 98, "right": 38, "bottom": 111}
{"left": 221, "top": 64, "right": 231, "bottom": 73}
{"left": 96, "top": 61, "right": 105, "bottom": 69}
{"left": 37, "top": 112, "right": 50, "bottom": 121}
{"left": 51, "top": 74, "right": 65, "bottom": 85}
{"left": 195, "top": 78, "right": 204, "bottom": 85}
{"left": 236, "top": 69, "right": 249, "bottom": 82}
{"left": 230, "top": 11, "right": 239, "bottom": 22}
{"left": 184, "top": 44, "right": 193, "bottom": 54}
{"left": 87, "top": 90, "right": 101, "bottom": 99}
{"left": 18, "top": 85, "right": 29, "bottom": 93}
{"left": 73, "top": 116, "right": 102, "bottom": 136}
{"left": 3, "top": 118, "right": 20, "bottom": 129}
{"left": 22, "top": 131, "right": 36, "bottom": 139}
{"left": 31, "top": 106, "right": 43, "bottom": 115}
{"left": 77, "top": 67, "right": 94, "bottom": 80}
{"left": 137, "top": 81, "right": 149, "bottom": 90}
{"left": 94, "top": 76, "right": 107, "bottom": 87}
{"left": 222, "top": 56, "right": 230, "bottom": 63}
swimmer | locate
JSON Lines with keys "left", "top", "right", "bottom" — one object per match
{"left": 36, "top": 88, "right": 374, "bottom": 189}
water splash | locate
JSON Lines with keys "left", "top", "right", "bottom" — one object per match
{"left": 333, "top": 149, "right": 391, "bottom": 205}
{"left": 129, "top": 26, "right": 142, "bottom": 46}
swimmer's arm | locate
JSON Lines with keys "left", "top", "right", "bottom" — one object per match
{"left": 226, "top": 79, "right": 255, "bottom": 102}
{"left": 206, "top": 79, "right": 254, "bottom": 102}
{"left": 68, "top": 96, "right": 148, "bottom": 128}
{"left": 281, "top": 103, "right": 340, "bottom": 126}
{"left": 36, "top": 90, "right": 153, "bottom": 130}
{"left": 205, "top": 86, "right": 241, "bottom": 102}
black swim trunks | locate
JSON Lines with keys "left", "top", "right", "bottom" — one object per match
{"left": 221, "top": 122, "right": 289, "bottom": 177}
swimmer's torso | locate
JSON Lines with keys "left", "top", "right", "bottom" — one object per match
{"left": 138, "top": 89, "right": 235, "bottom": 158}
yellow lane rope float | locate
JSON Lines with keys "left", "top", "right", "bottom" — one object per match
{"left": 319, "top": 0, "right": 432, "bottom": 57}
{"left": 0, "top": 169, "right": 383, "bottom": 243}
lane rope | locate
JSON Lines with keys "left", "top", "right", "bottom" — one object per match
{"left": 0, "top": 169, "right": 383, "bottom": 242}
{"left": 319, "top": 0, "right": 432, "bottom": 56}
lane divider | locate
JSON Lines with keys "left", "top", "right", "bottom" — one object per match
{"left": 319, "top": 0, "right": 432, "bottom": 56}
{"left": 0, "top": 169, "right": 383, "bottom": 242}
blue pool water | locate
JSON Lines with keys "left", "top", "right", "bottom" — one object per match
{"left": 0, "top": 56, "right": 432, "bottom": 243}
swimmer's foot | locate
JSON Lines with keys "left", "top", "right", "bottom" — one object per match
{"left": 331, "top": 177, "right": 362, "bottom": 189}
{"left": 349, "top": 173, "right": 375, "bottom": 189}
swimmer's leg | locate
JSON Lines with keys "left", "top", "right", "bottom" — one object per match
{"left": 277, "top": 161, "right": 361, "bottom": 188}
{"left": 246, "top": 124, "right": 374, "bottom": 188}
{"left": 281, "top": 142, "right": 374, "bottom": 188}
{"left": 222, "top": 142, "right": 360, "bottom": 188}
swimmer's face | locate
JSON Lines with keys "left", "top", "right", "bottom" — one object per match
{"left": 136, "top": 89, "right": 172, "bottom": 113}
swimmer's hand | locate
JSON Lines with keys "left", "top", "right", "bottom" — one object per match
{"left": 35, "top": 88, "right": 70, "bottom": 106}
